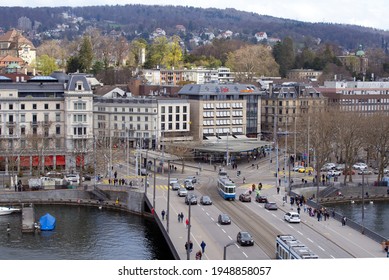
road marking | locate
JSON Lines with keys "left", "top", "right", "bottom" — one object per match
{"left": 330, "top": 255, "right": 335, "bottom": 259}
{"left": 242, "top": 252, "right": 248, "bottom": 258}
{"left": 297, "top": 231, "right": 303, "bottom": 236}
{"left": 318, "top": 245, "right": 325, "bottom": 251}
{"left": 210, "top": 217, "right": 214, "bottom": 221}
{"left": 206, "top": 212, "right": 210, "bottom": 216}
{"left": 288, "top": 224, "right": 293, "bottom": 229}
{"left": 307, "top": 238, "right": 313, "bottom": 243}
{"left": 228, "top": 235, "right": 233, "bottom": 240}
{"left": 272, "top": 213, "right": 277, "bottom": 218}
{"left": 222, "top": 229, "right": 226, "bottom": 233}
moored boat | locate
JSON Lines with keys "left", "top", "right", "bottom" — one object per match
{"left": 39, "top": 213, "right": 56, "bottom": 231}
{"left": 0, "top": 206, "right": 21, "bottom": 215}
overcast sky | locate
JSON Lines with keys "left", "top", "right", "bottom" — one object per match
{"left": 3, "top": 0, "right": 389, "bottom": 31}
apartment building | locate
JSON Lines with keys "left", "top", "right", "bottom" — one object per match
{"left": 178, "top": 83, "right": 262, "bottom": 141}
{"left": 0, "top": 72, "right": 93, "bottom": 174}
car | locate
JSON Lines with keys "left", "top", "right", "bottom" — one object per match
{"left": 170, "top": 182, "right": 181, "bottom": 190}
{"left": 218, "top": 213, "right": 231, "bottom": 225}
{"left": 358, "top": 169, "right": 373, "bottom": 175}
{"left": 374, "top": 168, "right": 389, "bottom": 174}
{"left": 343, "top": 169, "right": 355, "bottom": 175}
{"left": 169, "top": 178, "right": 179, "bottom": 185}
{"left": 83, "top": 174, "right": 92, "bottom": 181}
{"left": 64, "top": 174, "right": 80, "bottom": 184}
{"left": 327, "top": 170, "right": 341, "bottom": 177}
{"left": 335, "top": 164, "right": 345, "bottom": 171}
{"left": 239, "top": 193, "right": 251, "bottom": 202}
{"left": 352, "top": 162, "right": 368, "bottom": 170}
{"left": 255, "top": 195, "right": 268, "bottom": 203}
{"left": 185, "top": 176, "right": 197, "bottom": 184}
{"left": 321, "top": 163, "right": 336, "bottom": 171}
{"left": 293, "top": 165, "right": 304, "bottom": 172}
{"left": 284, "top": 212, "right": 301, "bottom": 223}
{"left": 200, "top": 195, "right": 212, "bottom": 205}
{"left": 177, "top": 187, "right": 188, "bottom": 197}
{"left": 297, "top": 166, "right": 314, "bottom": 173}
{"left": 184, "top": 181, "right": 194, "bottom": 190}
{"left": 237, "top": 231, "right": 254, "bottom": 246}
{"left": 264, "top": 202, "right": 278, "bottom": 210}
{"left": 185, "top": 193, "right": 198, "bottom": 205}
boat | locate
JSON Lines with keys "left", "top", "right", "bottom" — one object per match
{"left": 39, "top": 213, "right": 56, "bottom": 231}
{"left": 0, "top": 206, "right": 21, "bottom": 215}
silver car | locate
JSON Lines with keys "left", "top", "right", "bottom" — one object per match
{"left": 170, "top": 182, "right": 181, "bottom": 190}
{"left": 177, "top": 187, "right": 188, "bottom": 197}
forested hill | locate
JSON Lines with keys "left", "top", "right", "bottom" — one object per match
{"left": 0, "top": 4, "right": 388, "bottom": 50}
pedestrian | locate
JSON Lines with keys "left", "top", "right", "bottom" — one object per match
{"left": 189, "top": 240, "right": 193, "bottom": 252}
{"left": 276, "top": 186, "right": 280, "bottom": 194}
{"left": 243, "top": 177, "right": 246, "bottom": 184}
{"left": 200, "top": 240, "right": 206, "bottom": 253}
{"left": 161, "top": 210, "right": 165, "bottom": 220}
{"left": 297, "top": 206, "right": 301, "bottom": 214}
{"left": 278, "top": 178, "right": 281, "bottom": 186}
{"left": 185, "top": 218, "right": 189, "bottom": 228}
{"left": 151, "top": 208, "right": 155, "bottom": 215}
{"left": 342, "top": 216, "right": 347, "bottom": 226}
{"left": 196, "top": 250, "right": 202, "bottom": 260}
{"left": 180, "top": 212, "right": 184, "bottom": 223}
{"left": 178, "top": 213, "right": 181, "bottom": 223}
{"left": 114, "top": 171, "right": 117, "bottom": 179}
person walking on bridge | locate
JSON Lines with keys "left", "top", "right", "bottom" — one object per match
{"left": 200, "top": 240, "right": 206, "bottom": 253}
{"left": 161, "top": 210, "right": 166, "bottom": 220}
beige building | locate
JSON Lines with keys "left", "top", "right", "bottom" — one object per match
{"left": 287, "top": 69, "right": 322, "bottom": 81}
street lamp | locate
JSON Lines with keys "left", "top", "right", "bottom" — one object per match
{"left": 167, "top": 159, "right": 171, "bottom": 233}
{"left": 186, "top": 197, "right": 192, "bottom": 260}
{"left": 362, "top": 172, "right": 365, "bottom": 234}
{"left": 223, "top": 241, "right": 236, "bottom": 260}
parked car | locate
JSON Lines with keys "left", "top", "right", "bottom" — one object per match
{"left": 218, "top": 213, "right": 231, "bottom": 225}
{"left": 374, "top": 168, "right": 389, "bottom": 174}
{"left": 237, "top": 231, "right": 254, "bottom": 246}
{"left": 200, "top": 195, "right": 212, "bottom": 205}
{"left": 170, "top": 182, "right": 181, "bottom": 190}
{"left": 358, "top": 169, "right": 373, "bottom": 175}
{"left": 184, "top": 181, "right": 194, "bottom": 190}
{"left": 239, "top": 193, "right": 251, "bottom": 202}
{"left": 321, "top": 163, "right": 336, "bottom": 171}
{"left": 264, "top": 202, "right": 278, "bottom": 210}
{"left": 185, "top": 176, "right": 197, "bottom": 183}
{"left": 255, "top": 195, "right": 268, "bottom": 203}
{"left": 177, "top": 187, "right": 188, "bottom": 197}
{"left": 298, "top": 166, "right": 314, "bottom": 173}
{"left": 327, "top": 170, "right": 342, "bottom": 177}
{"left": 352, "top": 162, "right": 368, "bottom": 170}
{"left": 185, "top": 193, "right": 198, "bottom": 205}
{"left": 293, "top": 165, "right": 304, "bottom": 172}
{"left": 284, "top": 212, "right": 301, "bottom": 223}
{"left": 64, "top": 174, "right": 80, "bottom": 184}
{"left": 335, "top": 164, "right": 345, "bottom": 171}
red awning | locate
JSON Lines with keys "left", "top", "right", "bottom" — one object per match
{"left": 76, "top": 155, "right": 84, "bottom": 167}
{"left": 32, "top": 156, "right": 40, "bottom": 167}
{"left": 44, "top": 155, "right": 54, "bottom": 166}
{"left": 20, "top": 156, "right": 30, "bottom": 167}
{"left": 56, "top": 155, "right": 65, "bottom": 166}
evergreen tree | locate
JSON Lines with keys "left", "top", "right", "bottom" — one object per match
{"left": 78, "top": 35, "right": 94, "bottom": 73}
{"left": 272, "top": 37, "right": 295, "bottom": 77}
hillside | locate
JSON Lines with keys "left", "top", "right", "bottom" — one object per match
{"left": 0, "top": 4, "right": 388, "bottom": 50}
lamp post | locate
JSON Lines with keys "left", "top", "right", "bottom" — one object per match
{"left": 167, "top": 159, "right": 171, "bottom": 233}
{"left": 153, "top": 158, "right": 156, "bottom": 210}
{"left": 223, "top": 241, "right": 236, "bottom": 260}
{"left": 186, "top": 199, "right": 191, "bottom": 260}
{"left": 362, "top": 172, "right": 365, "bottom": 234}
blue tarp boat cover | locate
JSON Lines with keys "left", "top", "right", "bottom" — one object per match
{"left": 39, "top": 213, "right": 56, "bottom": 231}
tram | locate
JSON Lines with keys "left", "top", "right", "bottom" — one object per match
{"left": 276, "top": 234, "right": 319, "bottom": 259}
{"left": 217, "top": 175, "right": 236, "bottom": 200}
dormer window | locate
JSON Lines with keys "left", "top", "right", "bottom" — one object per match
{"left": 76, "top": 81, "right": 84, "bottom": 91}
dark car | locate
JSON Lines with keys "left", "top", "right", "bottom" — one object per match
{"left": 185, "top": 193, "right": 198, "bottom": 205}
{"left": 185, "top": 181, "right": 194, "bottom": 190}
{"left": 237, "top": 231, "right": 254, "bottom": 246}
{"left": 170, "top": 182, "right": 181, "bottom": 191}
{"left": 200, "top": 195, "right": 212, "bottom": 205}
{"left": 239, "top": 193, "right": 251, "bottom": 202}
{"left": 218, "top": 213, "right": 231, "bottom": 225}
{"left": 83, "top": 174, "right": 92, "bottom": 181}
{"left": 255, "top": 195, "right": 268, "bottom": 203}
{"left": 264, "top": 202, "right": 278, "bottom": 210}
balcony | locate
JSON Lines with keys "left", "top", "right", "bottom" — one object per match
{"left": 6, "top": 121, "right": 16, "bottom": 127}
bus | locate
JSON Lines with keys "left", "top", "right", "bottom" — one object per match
{"left": 275, "top": 234, "right": 319, "bottom": 259}
{"left": 217, "top": 175, "right": 236, "bottom": 200}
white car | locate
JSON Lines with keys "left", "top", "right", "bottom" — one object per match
{"left": 177, "top": 187, "right": 188, "bottom": 197}
{"left": 293, "top": 165, "right": 304, "bottom": 172}
{"left": 352, "top": 163, "right": 368, "bottom": 170}
{"left": 65, "top": 174, "right": 80, "bottom": 184}
{"left": 327, "top": 170, "right": 341, "bottom": 177}
{"left": 284, "top": 212, "right": 301, "bottom": 223}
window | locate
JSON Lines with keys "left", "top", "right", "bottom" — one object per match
{"left": 56, "top": 103, "right": 60, "bottom": 110}
{"left": 44, "top": 128, "right": 49, "bottom": 137}
{"left": 21, "top": 114, "right": 25, "bottom": 122}
{"left": 21, "top": 140, "right": 26, "bottom": 149}
{"left": 169, "top": 106, "right": 173, "bottom": 113}
{"left": 74, "top": 102, "right": 86, "bottom": 110}
{"left": 9, "top": 104, "right": 13, "bottom": 110}
{"left": 176, "top": 123, "right": 180, "bottom": 130}
{"left": 21, "top": 104, "right": 25, "bottom": 110}
{"left": 176, "top": 106, "right": 180, "bottom": 113}
{"left": 168, "top": 115, "right": 172, "bottom": 122}
{"left": 161, "top": 106, "right": 166, "bottom": 113}
{"left": 33, "top": 127, "right": 37, "bottom": 135}
{"left": 33, "top": 104, "right": 37, "bottom": 109}
{"left": 56, "top": 113, "right": 60, "bottom": 122}
{"left": 44, "top": 104, "right": 49, "bottom": 110}
{"left": 137, "top": 116, "right": 141, "bottom": 122}
{"left": 183, "top": 106, "right": 187, "bottom": 113}
{"left": 44, "top": 114, "right": 49, "bottom": 123}
{"left": 56, "top": 126, "right": 61, "bottom": 135}
{"left": 145, "top": 124, "right": 148, "bottom": 130}
{"left": 176, "top": 115, "right": 180, "bottom": 121}
{"left": 21, "top": 127, "right": 26, "bottom": 135}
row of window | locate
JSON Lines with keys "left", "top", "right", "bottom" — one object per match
{"left": 1, "top": 126, "right": 61, "bottom": 136}
{"left": 0, "top": 103, "right": 61, "bottom": 110}
{"left": 203, "top": 119, "right": 244, "bottom": 126}
{"left": 161, "top": 114, "right": 188, "bottom": 122}
{"left": 203, "top": 127, "right": 243, "bottom": 134}
{"left": 203, "top": 102, "right": 243, "bottom": 109}
{"left": 160, "top": 105, "right": 188, "bottom": 114}
{"left": 161, "top": 123, "right": 188, "bottom": 131}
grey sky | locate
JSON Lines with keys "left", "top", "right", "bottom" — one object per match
{"left": 4, "top": 0, "right": 389, "bottom": 30}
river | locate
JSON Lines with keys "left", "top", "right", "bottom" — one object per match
{"left": 325, "top": 200, "right": 389, "bottom": 239}
{"left": 0, "top": 205, "right": 173, "bottom": 260}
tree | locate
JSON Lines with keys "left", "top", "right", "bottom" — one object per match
{"left": 165, "top": 35, "right": 183, "bottom": 68}
{"left": 78, "top": 35, "right": 94, "bottom": 73}
{"left": 272, "top": 37, "right": 295, "bottom": 77}
{"left": 36, "top": 54, "right": 58, "bottom": 75}
{"left": 66, "top": 55, "right": 82, "bottom": 73}
{"left": 225, "top": 45, "right": 279, "bottom": 82}
{"left": 148, "top": 36, "right": 170, "bottom": 68}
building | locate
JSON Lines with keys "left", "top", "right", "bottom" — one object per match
{"left": 0, "top": 29, "right": 36, "bottom": 65}
{"left": 261, "top": 83, "right": 327, "bottom": 135}
{"left": 0, "top": 72, "right": 93, "bottom": 174}
{"left": 337, "top": 45, "right": 368, "bottom": 76}
{"left": 320, "top": 80, "right": 389, "bottom": 113}
{"left": 178, "top": 83, "right": 262, "bottom": 142}
{"left": 287, "top": 69, "right": 322, "bottom": 81}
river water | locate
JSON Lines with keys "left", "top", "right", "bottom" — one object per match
{"left": 0, "top": 205, "right": 173, "bottom": 260}
{"left": 326, "top": 200, "right": 389, "bottom": 239}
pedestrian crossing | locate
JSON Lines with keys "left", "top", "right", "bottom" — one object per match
{"left": 238, "top": 183, "right": 273, "bottom": 190}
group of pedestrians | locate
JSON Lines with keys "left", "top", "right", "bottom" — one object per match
{"left": 177, "top": 212, "right": 184, "bottom": 223}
